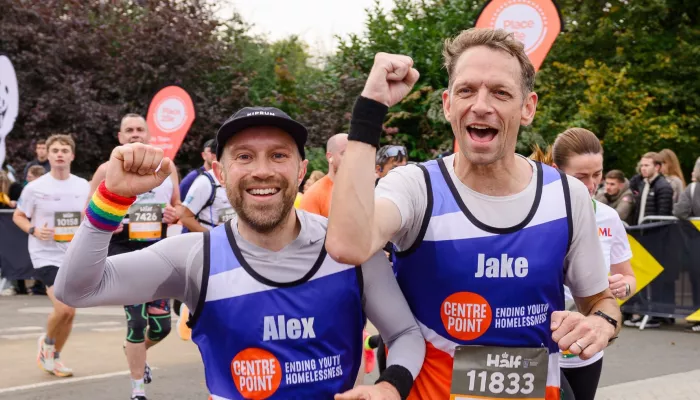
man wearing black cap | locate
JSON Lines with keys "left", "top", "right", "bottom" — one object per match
{"left": 56, "top": 107, "right": 424, "bottom": 400}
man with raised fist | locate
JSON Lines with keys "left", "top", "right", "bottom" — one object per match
{"left": 55, "top": 107, "right": 424, "bottom": 400}
{"left": 86, "top": 113, "right": 181, "bottom": 400}
{"left": 326, "top": 28, "right": 621, "bottom": 400}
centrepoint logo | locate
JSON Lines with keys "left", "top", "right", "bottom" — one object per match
{"left": 490, "top": 0, "right": 549, "bottom": 54}
{"left": 154, "top": 96, "right": 187, "bottom": 133}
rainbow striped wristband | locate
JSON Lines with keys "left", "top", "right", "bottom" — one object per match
{"left": 86, "top": 181, "right": 136, "bottom": 231}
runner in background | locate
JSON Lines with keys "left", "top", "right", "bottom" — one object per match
{"left": 531, "top": 128, "right": 636, "bottom": 400}
{"left": 87, "top": 113, "right": 181, "bottom": 400}
{"left": 12, "top": 134, "right": 90, "bottom": 378}
{"left": 175, "top": 140, "right": 234, "bottom": 340}
{"left": 179, "top": 139, "right": 215, "bottom": 209}
{"left": 327, "top": 28, "right": 621, "bottom": 400}
{"left": 299, "top": 133, "right": 347, "bottom": 217}
{"left": 56, "top": 107, "right": 425, "bottom": 399}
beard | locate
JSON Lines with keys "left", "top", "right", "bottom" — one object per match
{"left": 228, "top": 176, "right": 296, "bottom": 234}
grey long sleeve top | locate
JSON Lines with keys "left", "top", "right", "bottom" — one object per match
{"left": 54, "top": 209, "right": 425, "bottom": 379}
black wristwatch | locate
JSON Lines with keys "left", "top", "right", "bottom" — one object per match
{"left": 28, "top": 227, "right": 35, "bottom": 236}
{"left": 593, "top": 310, "right": 619, "bottom": 343}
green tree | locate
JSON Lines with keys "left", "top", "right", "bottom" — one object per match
{"left": 532, "top": 0, "right": 700, "bottom": 177}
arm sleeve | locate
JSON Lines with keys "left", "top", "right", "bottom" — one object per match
{"left": 16, "top": 184, "right": 34, "bottom": 218}
{"left": 375, "top": 165, "right": 428, "bottom": 252}
{"left": 564, "top": 177, "right": 610, "bottom": 298}
{"left": 673, "top": 186, "right": 693, "bottom": 219}
{"left": 54, "top": 219, "right": 203, "bottom": 310}
{"left": 609, "top": 216, "right": 632, "bottom": 264}
{"left": 361, "top": 251, "right": 425, "bottom": 379}
{"left": 183, "top": 175, "right": 212, "bottom": 215}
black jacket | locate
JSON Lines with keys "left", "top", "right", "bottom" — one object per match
{"left": 633, "top": 174, "right": 674, "bottom": 224}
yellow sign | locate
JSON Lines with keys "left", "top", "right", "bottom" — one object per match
{"left": 619, "top": 234, "right": 664, "bottom": 306}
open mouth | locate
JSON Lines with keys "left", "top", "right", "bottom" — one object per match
{"left": 467, "top": 124, "right": 498, "bottom": 143}
{"left": 246, "top": 187, "right": 281, "bottom": 198}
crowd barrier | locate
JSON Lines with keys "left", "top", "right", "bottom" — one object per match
{"left": 622, "top": 216, "right": 700, "bottom": 328}
{"left": 0, "top": 210, "right": 34, "bottom": 284}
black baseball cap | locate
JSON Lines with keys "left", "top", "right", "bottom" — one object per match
{"left": 215, "top": 107, "right": 307, "bottom": 160}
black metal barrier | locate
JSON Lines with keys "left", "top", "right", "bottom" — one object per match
{"left": 0, "top": 210, "right": 34, "bottom": 281}
{"left": 622, "top": 217, "right": 700, "bottom": 327}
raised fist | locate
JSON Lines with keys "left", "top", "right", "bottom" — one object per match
{"left": 105, "top": 143, "right": 172, "bottom": 198}
{"left": 361, "top": 52, "right": 420, "bottom": 107}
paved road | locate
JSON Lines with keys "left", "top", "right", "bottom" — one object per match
{"left": 1, "top": 294, "right": 699, "bottom": 399}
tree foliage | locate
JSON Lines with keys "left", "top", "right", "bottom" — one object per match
{"left": 333, "top": 0, "right": 700, "bottom": 175}
{"left": 2, "top": 0, "right": 699, "bottom": 179}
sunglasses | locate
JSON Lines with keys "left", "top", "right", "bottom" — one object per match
{"left": 384, "top": 145, "right": 407, "bottom": 157}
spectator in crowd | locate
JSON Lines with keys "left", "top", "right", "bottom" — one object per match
{"left": 629, "top": 160, "right": 644, "bottom": 196}
{"left": 299, "top": 133, "right": 348, "bottom": 217}
{"left": 626, "top": 152, "right": 674, "bottom": 328}
{"left": 595, "top": 169, "right": 636, "bottom": 223}
{"left": 26, "top": 165, "right": 46, "bottom": 183}
{"left": 295, "top": 170, "right": 326, "bottom": 209}
{"left": 302, "top": 170, "right": 325, "bottom": 193}
{"left": 2, "top": 160, "right": 18, "bottom": 183}
{"left": 674, "top": 159, "right": 700, "bottom": 332}
{"left": 633, "top": 152, "right": 674, "bottom": 225}
{"left": 375, "top": 145, "right": 407, "bottom": 183}
{"left": 659, "top": 148, "right": 686, "bottom": 203}
{"left": 0, "top": 169, "right": 22, "bottom": 208}
{"left": 22, "top": 139, "right": 50, "bottom": 182}
{"left": 179, "top": 139, "right": 215, "bottom": 202}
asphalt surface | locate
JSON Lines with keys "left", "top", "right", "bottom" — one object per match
{"left": 1, "top": 294, "right": 699, "bottom": 399}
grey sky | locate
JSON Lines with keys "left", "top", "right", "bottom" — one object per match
{"left": 215, "top": 0, "right": 395, "bottom": 55}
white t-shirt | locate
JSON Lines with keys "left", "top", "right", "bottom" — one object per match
{"left": 560, "top": 199, "right": 632, "bottom": 368}
{"left": 376, "top": 154, "right": 610, "bottom": 299}
{"left": 17, "top": 173, "right": 90, "bottom": 269}
{"left": 182, "top": 171, "right": 235, "bottom": 229}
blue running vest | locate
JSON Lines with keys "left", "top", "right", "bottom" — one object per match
{"left": 393, "top": 158, "right": 572, "bottom": 400}
{"left": 190, "top": 222, "right": 366, "bottom": 400}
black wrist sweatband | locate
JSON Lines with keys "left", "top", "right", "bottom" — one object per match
{"left": 348, "top": 96, "right": 389, "bottom": 149}
{"left": 376, "top": 365, "right": 413, "bottom": 400}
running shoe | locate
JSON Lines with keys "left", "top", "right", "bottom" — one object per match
{"left": 130, "top": 396, "right": 147, "bottom": 400}
{"left": 143, "top": 362, "right": 152, "bottom": 384}
{"left": 52, "top": 358, "right": 74, "bottom": 377}
{"left": 36, "top": 334, "right": 55, "bottom": 373}
{"left": 177, "top": 303, "right": 192, "bottom": 341}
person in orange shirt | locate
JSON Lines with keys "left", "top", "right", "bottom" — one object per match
{"left": 299, "top": 133, "right": 348, "bottom": 217}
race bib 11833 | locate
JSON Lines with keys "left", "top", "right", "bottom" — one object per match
{"left": 451, "top": 346, "right": 549, "bottom": 400}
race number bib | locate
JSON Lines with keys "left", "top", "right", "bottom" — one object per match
{"left": 53, "top": 212, "right": 81, "bottom": 242}
{"left": 128, "top": 204, "right": 163, "bottom": 241}
{"left": 451, "top": 346, "right": 549, "bottom": 400}
{"left": 218, "top": 208, "right": 236, "bottom": 225}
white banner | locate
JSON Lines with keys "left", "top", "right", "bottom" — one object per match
{"left": 0, "top": 55, "right": 19, "bottom": 169}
